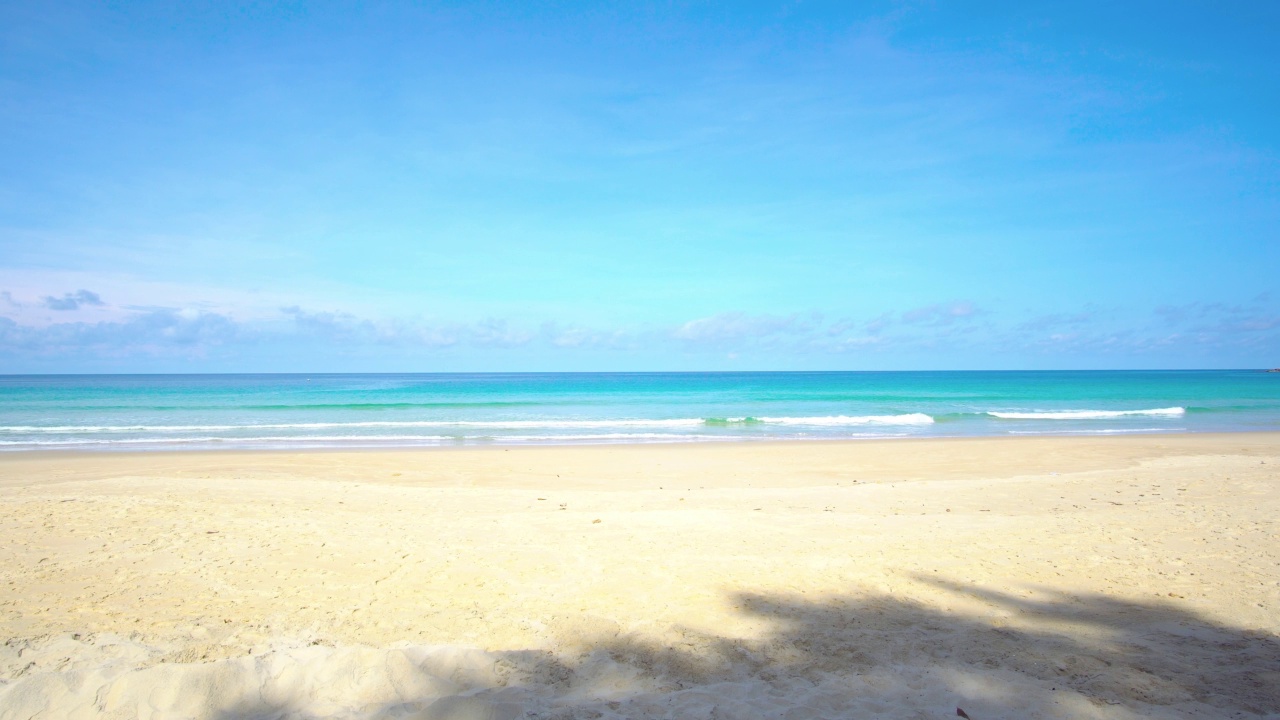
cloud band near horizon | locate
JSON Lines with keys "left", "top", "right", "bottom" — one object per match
{"left": 1, "top": 287, "right": 1275, "bottom": 373}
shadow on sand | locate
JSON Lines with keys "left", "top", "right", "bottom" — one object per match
{"left": 209, "top": 577, "right": 1279, "bottom": 719}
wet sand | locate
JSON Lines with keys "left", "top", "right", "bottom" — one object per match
{"left": 1, "top": 434, "right": 1278, "bottom": 719}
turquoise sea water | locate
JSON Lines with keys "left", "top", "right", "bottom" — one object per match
{"left": 1, "top": 371, "right": 1277, "bottom": 451}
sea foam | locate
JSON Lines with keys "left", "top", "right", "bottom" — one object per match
{"left": 754, "top": 413, "right": 935, "bottom": 426}
{"left": 0, "top": 414, "right": 937, "bottom": 435}
{"left": 987, "top": 407, "right": 1185, "bottom": 420}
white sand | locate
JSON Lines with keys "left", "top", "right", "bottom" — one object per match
{"left": 1, "top": 434, "right": 1278, "bottom": 719}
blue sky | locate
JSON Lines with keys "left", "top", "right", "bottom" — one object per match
{"left": 1, "top": 1, "right": 1277, "bottom": 372}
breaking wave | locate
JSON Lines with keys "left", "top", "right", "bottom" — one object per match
{"left": 0, "top": 414, "right": 936, "bottom": 435}
{"left": 987, "top": 407, "right": 1185, "bottom": 420}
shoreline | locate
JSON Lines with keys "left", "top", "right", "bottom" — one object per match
{"left": 2, "top": 426, "right": 1276, "bottom": 457}
{"left": 3, "top": 432, "right": 1278, "bottom": 494}
{"left": 0, "top": 425, "right": 1226, "bottom": 454}
{"left": 2, "top": 433, "right": 1278, "bottom": 718}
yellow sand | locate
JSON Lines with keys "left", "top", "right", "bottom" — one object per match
{"left": 1, "top": 434, "right": 1278, "bottom": 719}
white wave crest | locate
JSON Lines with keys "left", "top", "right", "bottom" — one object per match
{"left": 502, "top": 433, "right": 732, "bottom": 442}
{"left": 0, "top": 415, "right": 938, "bottom": 435}
{"left": 1006, "top": 428, "right": 1173, "bottom": 435}
{"left": 0, "top": 419, "right": 708, "bottom": 434}
{"left": 754, "top": 414, "right": 935, "bottom": 426}
{"left": 0, "top": 435, "right": 456, "bottom": 447}
{"left": 0, "top": 433, "right": 745, "bottom": 450}
{"left": 987, "top": 407, "right": 1185, "bottom": 420}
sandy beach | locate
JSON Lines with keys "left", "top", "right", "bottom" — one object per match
{"left": 1, "top": 434, "right": 1278, "bottom": 719}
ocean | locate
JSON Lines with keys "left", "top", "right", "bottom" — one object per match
{"left": 1, "top": 370, "right": 1277, "bottom": 451}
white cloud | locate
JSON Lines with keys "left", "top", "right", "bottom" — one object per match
{"left": 470, "top": 318, "right": 534, "bottom": 348}
{"left": 42, "top": 289, "right": 105, "bottom": 311}
{"left": 673, "top": 312, "right": 812, "bottom": 345}
{"left": 0, "top": 309, "right": 241, "bottom": 358}
{"left": 900, "top": 301, "right": 981, "bottom": 326}
{"left": 540, "top": 322, "right": 635, "bottom": 350}
{"left": 2, "top": 296, "right": 1275, "bottom": 369}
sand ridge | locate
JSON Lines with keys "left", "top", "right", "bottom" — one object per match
{"left": 1, "top": 434, "right": 1278, "bottom": 719}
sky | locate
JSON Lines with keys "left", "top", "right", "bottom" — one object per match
{"left": 0, "top": 1, "right": 1277, "bottom": 372}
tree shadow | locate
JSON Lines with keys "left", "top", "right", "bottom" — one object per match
{"left": 193, "top": 578, "right": 1279, "bottom": 718}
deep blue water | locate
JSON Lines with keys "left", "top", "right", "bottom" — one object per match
{"left": 1, "top": 371, "right": 1277, "bottom": 450}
